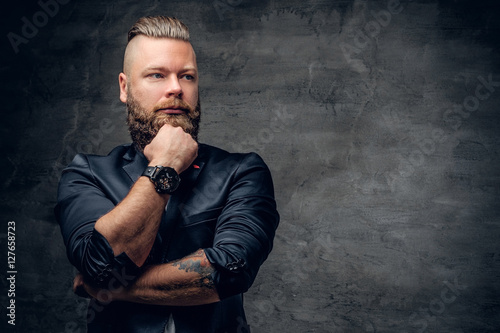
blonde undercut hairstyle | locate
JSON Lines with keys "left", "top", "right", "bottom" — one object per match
{"left": 127, "top": 16, "right": 190, "bottom": 43}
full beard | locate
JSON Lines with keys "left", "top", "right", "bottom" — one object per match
{"left": 126, "top": 91, "right": 201, "bottom": 151}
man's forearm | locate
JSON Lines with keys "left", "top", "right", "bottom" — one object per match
{"left": 78, "top": 249, "right": 220, "bottom": 306}
{"left": 94, "top": 176, "right": 168, "bottom": 267}
{"left": 121, "top": 249, "right": 220, "bottom": 306}
{"left": 92, "top": 124, "right": 197, "bottom": 268}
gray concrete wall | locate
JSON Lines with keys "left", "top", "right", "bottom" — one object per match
{"left": 1, "top": 0, "right": 499, "bottom": 332}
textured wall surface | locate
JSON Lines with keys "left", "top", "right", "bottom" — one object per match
{"left": 1, "top": 0, "right": 499, "bottom": 332}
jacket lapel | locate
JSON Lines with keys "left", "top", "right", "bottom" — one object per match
{"left": 122, "top": 144, "right": 149, "bottom": 184}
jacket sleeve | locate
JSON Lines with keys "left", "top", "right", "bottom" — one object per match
{"left": 54, "top": 154, "right": 141, "bottom": 288}
{"left": 203, "top": 152, "right": 280, "bottom": 299}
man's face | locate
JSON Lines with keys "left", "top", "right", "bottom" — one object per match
{"left": 119, "top": 36, "right": 200, "bottom": 149}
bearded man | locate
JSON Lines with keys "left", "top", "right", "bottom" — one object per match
{"left": 55, "top": 16, "right": 279, "bottom": 333}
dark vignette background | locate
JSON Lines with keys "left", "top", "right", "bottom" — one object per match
{"left": 1, "top": 0, "right": 500, "bottom": 332}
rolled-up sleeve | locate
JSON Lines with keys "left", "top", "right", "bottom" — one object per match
{"left": 54, "top": 154, "right": 141, "bottom": 288}
{"left": 204, "top": 153, "right": 280, "bottom": 299}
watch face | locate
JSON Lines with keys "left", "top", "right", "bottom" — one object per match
{"left": 154, "top": 167, "right": 180, "bottom": 193}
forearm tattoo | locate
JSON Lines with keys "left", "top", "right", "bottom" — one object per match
{"left": 171, "top": 249, "right": 215, "bottom": 290}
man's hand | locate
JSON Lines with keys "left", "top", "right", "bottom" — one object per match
{"left": 73, "top": 273, "right": 88, "bottom": 297}
{"left": 73, "top": 273, "right": 99, "bottom": 299}
{"left": 73, "top": 273, "right": 123, "bottom": 302}
{"left": 144, "top": 124, "right": 198, "bottom": 174}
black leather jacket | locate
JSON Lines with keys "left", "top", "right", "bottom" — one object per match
{"left": 55, "top": 143, "right": 279, "bottom": 332}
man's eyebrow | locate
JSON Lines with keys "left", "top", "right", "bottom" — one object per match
{"left": 143, "top": 66, "right": 198, "bottom": 72}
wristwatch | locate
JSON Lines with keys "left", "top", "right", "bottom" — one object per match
{"left": 142, "top": 166, "right": 180, "bottom": 194}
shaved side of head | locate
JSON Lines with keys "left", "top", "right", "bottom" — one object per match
{"left": 122, "top": 16, "right": 190, "bottom": 76}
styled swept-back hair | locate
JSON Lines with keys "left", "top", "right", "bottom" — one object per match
{"left": 127, "top": 16, "right": 190, "bottom": 43}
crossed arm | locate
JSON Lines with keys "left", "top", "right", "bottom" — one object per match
{"left": 74, "top": 125, "right": 220, "bottom": 306}
{"left": 74, "top": 248, "right": 220, "bottom": 306}
{"left": 61, "top": 125, "right": 279, "bottom": 306}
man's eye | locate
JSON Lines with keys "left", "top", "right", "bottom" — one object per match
{"left": 150, "top": 73, "right": 163, "bottom": 79}
{"left": 183, "top": 74, "right": 195, "bottom": 81}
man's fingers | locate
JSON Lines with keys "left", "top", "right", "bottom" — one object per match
{"left": 144, "top": 124, "right": 199, "bottom": 174}
{"left": 73, "top": 274, "right": 90, "bottom": 298}
{"left": 72, "top": 274, "right": 83, "bottom": 291}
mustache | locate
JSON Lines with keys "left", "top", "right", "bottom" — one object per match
{"left": 153, "top": 98, "right": 195, "bottom": 115}
{"left": 126, "top": 94, "right": 201, "bottom": 149}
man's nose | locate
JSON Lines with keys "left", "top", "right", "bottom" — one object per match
{"left": 164, "top": 75, "right": 182, "bottom": 97}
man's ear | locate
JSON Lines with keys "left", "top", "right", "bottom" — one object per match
{"left": 119, "top": 73, "right": 127, "bottom": 103}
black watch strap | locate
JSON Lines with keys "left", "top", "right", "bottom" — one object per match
{"left": 141, "top": 165, "right": 180, "bottom": 194}
{"left": 142, "top": 166, "right": 157, "bottom": 178}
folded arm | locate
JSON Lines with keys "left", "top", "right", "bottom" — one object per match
{"left": 93, "top": 176, "right": 169, "bottom": 267}
{"left": 58, "top": 145, "right": 279, "bottom": 305}
{"left": 74, "top": 249, "right": 220, "bottom": 306}
{"left": 96, "top": 125, "right": 197, "bottom": 267}
{"left": 55, "top": 124, "right": 198, "bottom": 287}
